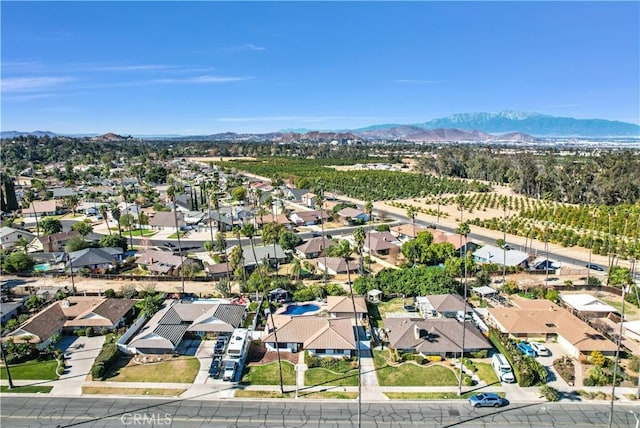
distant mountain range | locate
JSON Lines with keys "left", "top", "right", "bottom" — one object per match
{"left": 2, "top": 111, "right": 638, "bottom": 141}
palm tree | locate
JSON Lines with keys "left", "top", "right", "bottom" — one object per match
{"left": 314, "top": 185, "right": 329, "bottom": 285}
{"left": 122, "top": 187, "right": 135, "bottom": 251}
{"left": 499, "top": 196, "right": 509, "bottom": 284}
{"left": 406, "top": 205, "right": 417, "bottom": 238}
{"left": 232, "top": 224, "right": 247, "bottom": 287}
{"left": 455, "top": 195, "right": 467, "bottom": 259}
{"left": 65, "top": 195, "right": 80, "bottom": 217}
{"left": 332, "top": 239, "right": 361, "bottom": 425}
{"left": 354, "top": 226, "right": 366, "bottom": 276}
{"left": 455, "top": 220, "right": 471, "bottom": 396}
{"left": 365, "top": 200, "right": 374, "bottom": 275}
{"left": 110, "top": 203, "right": 122, "bottom": 236}
{"left": 290, "top": 257, "right": 302, "bottom": 282}
{"left": 99, "top": 205, "right": 111, "bottom": 235}
{"left": 588, "top": 207, "right": 599, "bottom": 284}
{"left": 167, "top": 185, "right": 185, "bottom": 294}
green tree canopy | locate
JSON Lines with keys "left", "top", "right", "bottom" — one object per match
{"left": 71, "top": 219, "right": 93, "bottom": 236}
{"left": 2, "top": 252, "right": 35, "bottom": 273}
{"left": 40, "top": 217, "right": 63, "bottom": 235}
{"left": 99, "top": 234, "right": 128, "bottom": 251}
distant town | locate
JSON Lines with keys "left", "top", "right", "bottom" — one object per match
{"left": 0, "top": 132, "right": 639, "bottom": 411}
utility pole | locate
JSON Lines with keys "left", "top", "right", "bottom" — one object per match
{"left": 0, "top": 340, "right": 14, "bottom": 389}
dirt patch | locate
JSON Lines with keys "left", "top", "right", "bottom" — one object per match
{"left": 246, "top": 341, "right": 298, "bottom": 365}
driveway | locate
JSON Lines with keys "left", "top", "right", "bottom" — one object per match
{"left": 51, "top": 335, "right": 105, "bottom": 395}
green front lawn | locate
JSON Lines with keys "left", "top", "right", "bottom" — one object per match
{"left": 371, "top": 298, "right": 408, "bottom": 328}
{"left": 104, "top": 357, "right": 199, "bottom": 383}
{"left": 0, "top": 360, "right": 59, "bottom": 381}
{"left": 373, "top": 350, "right": 458, "bottom": 386}
{"left": 167, "top": 231, "right": 187, "bottom": 239}
{"left": 0, "top": 385, "right": 53, "bottom": 393}
{"left": 304, "top": 368, "right": 359, "bottom": 387}
{"left": 474, "top": 362, "right": 499, "bottom": 385}
{"left": 241, "top": 361, "right": 296, "bottom": 385}
{"left": 127, "top": 229, "right": 157, "bottom": 237}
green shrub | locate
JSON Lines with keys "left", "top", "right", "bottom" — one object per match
{"left": 540, "top": 385, "right": 560, "bottom": 402}
{"left": 462, "top": 374, "right": 474, "bottom": 386}
{"left": 85, "top": 327, "right": 94, "bottom": 337}
{"left": 470, "top": 350, "right": 488, "bottom": 359}
{"left": 305, "top": 351, "right": 322, "bottom": 368}
{"left": 76, "top": 328, "right": 85, "bottom": 336}
{"left": 583, "top": 377, "right": 595, "bottom": 386}
{"left": 100, "top": 328, "right": 109, "bottom": 336}
{"left": 104, "top": 289, "right": 116, "bottom": 298}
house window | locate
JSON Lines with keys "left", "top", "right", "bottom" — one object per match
{"left": 315, "top": 349, "right": 325, "bottom": 354}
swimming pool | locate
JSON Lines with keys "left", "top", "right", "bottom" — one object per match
{"left": 33, "top": 263, "right": 49, "bottom": 272}
{"left": 281, "top": 303, "right": 320, "bottom": 315}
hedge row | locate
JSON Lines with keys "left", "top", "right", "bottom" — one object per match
{"left": 90, "top": 343, "right": 119, "bottom": 380}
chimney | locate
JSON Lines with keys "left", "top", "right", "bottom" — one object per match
{"left": 414, "top": 325, "right": 422, "bottom": 339}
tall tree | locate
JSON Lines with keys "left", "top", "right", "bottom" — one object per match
{"left": 99, "top": 205, "right": 111, "bottom": 235}
{"left": 354, "top": 226, "right": 366, "bottom": 276}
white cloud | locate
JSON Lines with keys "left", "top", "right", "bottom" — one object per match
{"left": 1, "top": 76, "right": 75, "bottom": 93}
{"left": 241, "top": 43, "right": 266, "bottom": 51}
{"left": 151, "top": 75, "right": 252, "bottom": 84}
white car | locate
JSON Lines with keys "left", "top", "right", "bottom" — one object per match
{"left": 530, "top": 342, "right": 550, "bottom": 357}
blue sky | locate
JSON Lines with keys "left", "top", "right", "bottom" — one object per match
{"left": 2, "top": 1, "right": 639, "bottom": 135}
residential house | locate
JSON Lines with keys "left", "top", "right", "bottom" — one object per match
{"left": 561, "top": 294, "right": 618, "bottom": 319}
{"left": 289, "top": 210, "right": 329, "bottom": 226}
{"left": 295, "top": 237, "right": 335, "bottom": 259}
{"left": 416, "top": 294, "right": 469, "bottom": 319}
{"left": 385, "top": 317, "right": 491, "bottom": 358}
{"left": 23, "top": 200, "right": 59, "bottom": 218}
{"left": 281, "top": 187, "right": 310, "bottom": 202}
{"left": 207, "top": 262, "right": 234, "bottom": 280}
{"left": 0, "top": 226, "right": 35, "bottom": 250}
{"left": 487, "top": 297, "right": 618, "bottom": 358}
{"left": 231, "top": 244, "right": 288, "bottom": 270}
{"left": 126, "top": 300, "right": 246, "bottom": 354}
{"left": 136, "top": 249, "right": 185, "bottom": 275}
{"left": 148, "top": 211, "right": 184, "bottom": 231}
{"left": 7, "top": 297, "right": 135, "bottom": 349}
{"left": 473, "top": 244, "right": 529, "bottom": 268}
{"left": 51, "top": 187, "right": 75, "bottom": 199}
{"left": 262, "top": 315, "right": 357, "bottom": 357}
{"left": 254, "top": 213, "right": 292, "bottom": 229}
{"left": 336, "top": 207, "right": 369, "bottom": 225}
{"left": 431, "top": 230, "right": 479, "bottom": 253}
{"left": 317, "top": 257, "right": 359, "bottom": 275}
{"left": 206, "top": 211, "right": 234, "bottom": 232}
{"left": 300, "top": 192, "right": 317, "bottom": 208}
{"left": 364, "top": 231, "right": 401, "bottom": 256}
{"left": 327, "top": 295, "right": 368, "bottom": 321}
{"left": 0, "top": 300, "right": 24, "bottom": 324}
{"left": 390, "top": 224, "right": 428, "bottom": 242}
{"left": 30, "top": 230, "right": 80, "bottom": 253}
{"left": 68, "top": 247, "right": 123, "bottom": 272}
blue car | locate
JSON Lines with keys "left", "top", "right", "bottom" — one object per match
{"left": 468, "top": 393, "right": 509, "bottom": 408}
{"left": 516, "top": 341, "right": 536, "bottom": 357}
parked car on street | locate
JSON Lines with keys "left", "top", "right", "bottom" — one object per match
{"left": 530, "top": 342, "right": 550, "bottom": 357}
{"left": 586, "top": 263, "right": 604, "bottom": 271}
{"left": 516, "top": 341, "right": 536, "bottom": 357}
{"left": 468, "top": 393, "right": 508, "bottom": 408}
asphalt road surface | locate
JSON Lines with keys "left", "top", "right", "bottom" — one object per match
{"left": 1, "top": 396, "right": 638, "bottom": 428}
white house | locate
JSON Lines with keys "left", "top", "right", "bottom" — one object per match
{"left": 0, "top": 226, "right": 35, "bottom": 250}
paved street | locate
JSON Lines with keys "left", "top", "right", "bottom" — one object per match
{"left": 1, "top": 396, "right": 639, "bottom": 427}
